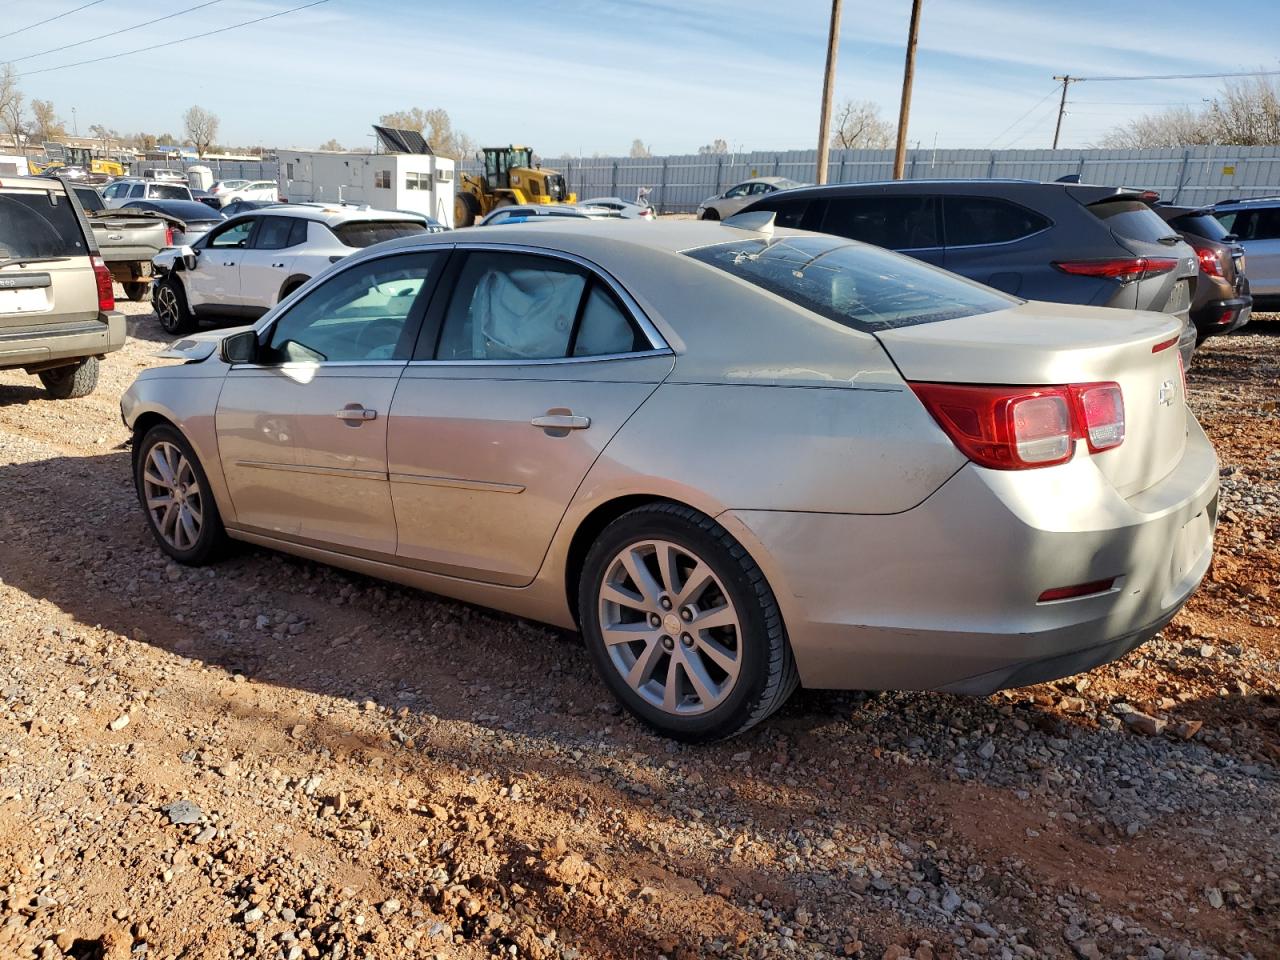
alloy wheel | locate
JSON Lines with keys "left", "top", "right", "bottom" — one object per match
{"left": 141, "top": 441, "right": 204, "bottom": 551}
{"left": 155, "top": 286, "right": 180, "bottom": 332}
{"left": 597, "top": 539, "right": 742, "bottom": 716}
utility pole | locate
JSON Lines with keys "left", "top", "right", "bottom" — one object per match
{"left": 892, "top": 0, "right": 924, "bottom": 180}
{"left": 1051, "top": 75, "right": 1074, "bottom": 149}
{"left": 815, "top": 0, "right": 842, "bottom": 185}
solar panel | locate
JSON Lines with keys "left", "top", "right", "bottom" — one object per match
{"left": 372, "top": 125, "right": 433, "bottom": 155}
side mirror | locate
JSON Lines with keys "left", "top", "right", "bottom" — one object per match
{"left": 220, "top": 330, "right": 258, "bottom": 365}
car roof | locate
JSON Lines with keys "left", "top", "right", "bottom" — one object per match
{"left": 252, "top": 203, "right": 427, "bottom": 225}
{"left": 0, "top": 175, "right": 69, "bottom": 192}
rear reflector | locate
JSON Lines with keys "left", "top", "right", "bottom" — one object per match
{"left": 91, "top": 255, "right": 114, "bottom": 312}
{"left": 1216, "top": 307, "right": 1235, "bottom": 325}
{"left": 1151, "top": 335, "right": 1179, "bottom": 354}
{"left": 910, "top": 381, "right": 1125, "bottom": 470}
{"left": 1053, "top": 257, "right": 1179, "bottom": 283}
{"left": 1038, "top": 578, "right": 1116, "bottom": 603}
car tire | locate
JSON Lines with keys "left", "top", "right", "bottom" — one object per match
{"left": 38, "top": 357, "right": 99, "bottom": 399}
{"left": 124, "top": 282, "right": 150, "bottom": 302}
{"left": 578, "top": 502, "right": 798, "bottom": 742}
{"left": 134, "top": 423, "right": 227, "bottom": 566}
{"left": 154, "top": 278, "right": 196, "bottom": 336}
{"left": 699, "top": 209, "right": 720, "bottom": 221}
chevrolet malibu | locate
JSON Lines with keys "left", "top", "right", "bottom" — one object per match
{"left": 121, "top": 217, "right": 1218, "bottom": 741}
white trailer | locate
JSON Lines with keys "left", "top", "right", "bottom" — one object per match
{"left": 277, "top": 150, "right": 456, "bottom": 228}
{"left": 0, "top": 154, "right": 30, "bottom": 176}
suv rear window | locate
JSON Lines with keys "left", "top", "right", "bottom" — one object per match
{"left": 1088, "top": 200, "right": 1176, "bottom": 244}
{"left": 150, "top": 184, "right": 190, "bottom": 200}
{"left": 1168, "top": 212, "right": 1231, "bottom": 241}
{"left": 331, "top": 220, "right": 429, "bottom": 248}
{"left": 0, "top": 189, "right": 88, "bottom": 259}
{"left": 687, "top": 235, "right": 1015, "bottom": 332}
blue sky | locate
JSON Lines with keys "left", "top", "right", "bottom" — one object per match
{"left": 5, "top": 0, "right": 1278, "bottom": 155}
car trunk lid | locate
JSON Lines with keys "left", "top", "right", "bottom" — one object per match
{"left": 876, "top": 301, "right": 1188, "bottom": 498}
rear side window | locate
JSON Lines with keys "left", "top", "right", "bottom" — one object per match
{"left": 151, "top": 184, "right": 189, "bottom": 200}
{"left": 753, "top": 197, "right": 813, "bottom": 229}
{"left": 820, "top": 195, "right": 939, "bottom": 250}
{"left": 943, "top": 196, "right": 1050, "bottom": 246}
{"left": 687, "top": 235, "right": 1015, "bottom": 332}
{"left": 0, "top": 190, "right": 87, "bottom": 259}
{"left": 1089, "top": 200, "right": 1175, "bottom": 244}
{"left": 331, "top": 220, "right": 429, "bottom": 248}
{"left": 254, "top": 217, "right": 298, "bottom": 250}
{"left": 1231, "top": 208, "right": 1280, "bottom": 241}
{"left": 1168, "top": 212, "right": 1231, "bottom": 241}
{"left": 74, "top": 188, "right": 104, "bottom": 212}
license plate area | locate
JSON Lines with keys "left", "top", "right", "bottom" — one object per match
{"left": 1171, "top": 507, "right": 1211, "bottom": 585}
{"left": 0, "top": 287, "right": 50, "bottom": 315}
{"left": 1167, "top": 279, "right": 1191, "bottom": 312}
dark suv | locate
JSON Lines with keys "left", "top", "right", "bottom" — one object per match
{"left": 742, "top": 180, "right": 1199, "bottom": 365}
{"left": 1156, "top": 205, "right": 1250, "bottom": 343}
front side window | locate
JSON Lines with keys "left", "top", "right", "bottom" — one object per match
{"left": 265, "top": 253, "right": 441, "bottom": 364}
{"left": 723, "top": 183, "right": 750, "bottom": 199}
{"left": 209, "top": 219, "right": 255, "bottom": 249}
{"left": 435, "top": 252, "right": 644, "bottom": 361}
{"left": 687, "top": 235, "right": 1015, "bottom": 332}
{"left": 943, "top": 196, "right": 1051, "bottom": 246}
{"left": 129, "top": 184, "right": 145, "bottom": 198}
{"left": 1244, "top": 207, "right": 1280, "bottom": 240}
{"left": 821, "top": 195, "right": 939, "bottom": 250}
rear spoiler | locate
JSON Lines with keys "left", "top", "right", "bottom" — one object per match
{"left": 1064, "top": 184, "right": 1162, "bottom": 206}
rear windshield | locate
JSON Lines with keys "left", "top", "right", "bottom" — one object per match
{"left": 687, "top": 235, "right": 1015, "bottom": 332}
{"left": 1089, "top": 200, "right": 1177, "bottom": 244}
{"left": 1169, "top": 212, "right": 1232, "bottom": 241}
{"left": 332, "top": 220, "right": 429, "bottom": 248}
{"left": 151, "top": 184, "right": 190, "bottom": 200}
{"left": 0, "top": 190, "right": 87, "bottom": 259}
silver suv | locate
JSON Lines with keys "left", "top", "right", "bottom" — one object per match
{"left": 0, "top": 176, "right": 124, "bottom": 398}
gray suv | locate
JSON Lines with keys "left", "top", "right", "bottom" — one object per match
{"left": 743, "top": 180, "right": 1200, "bottom": 365}
{"left": 1212, "top": 196, "right": 1280, "bottom": 309}
{"left": 0, "top": 176, "right": 124, "bottom": 398}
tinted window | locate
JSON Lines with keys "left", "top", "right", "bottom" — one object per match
{"left": 74, "top": 187, "right": 104, "bottom": 212}
{"left": 750, "top": 197, "right": 817, "bottom": 229}
{"left": 209, "top": 220, "right": 255, "bottom": 248}
{"left": 438, "top": 252, "right": 585, "bottom": 360}
{"left": 1089, "top": 200, "right": 1176, "bottom": 244}
{"left": 331, "top": 220, "right": 428, "bottom": 248}
{"left": 267, "top": 253, "right": 440, "bottom": 363}
{"left": 1234, "top": 208, "right": 1280, "bottom": 241}
{"left": 129, "top": 184, "right": 145, "bottom": 198}
{"left": 0, "top": 190, "right": 87, "bottom": 258}
{"left": 288, "top": 219, "right": 308, "bottom": 246}
{"left": 686, "top": 235, "right": 1014, "bottom": 332}
{"left": 253, "top": 217, "right": 298, "bottom": 250}
{"left": 151, "top": 184, "right": 189, "bottom": 200}
{"left": 573, "top": 284, "right": 644, "bottom": 356}
{"left": 944, "top": 196, "right": 1050, "bottom": 246}
{"left": 821, "top": 196, "right": 939, "bottom": 249}
{"left": 1168, "top": 212, "right": 1231, "bottom": 241}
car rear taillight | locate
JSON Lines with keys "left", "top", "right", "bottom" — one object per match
{"left": 1196, "top": 247, "right": 1223, "bottom": 278}
{"left": 91, "top": 255, "right": 114, "bottom": 311}
{"left": 910, "top": 381, "right": 1124, "bottom": 470}
{"left": 164, "top": 225, "right": 174, "bottom": 247}
{"left": 1053, "top": 257, "right": 1179, "bottom": 283}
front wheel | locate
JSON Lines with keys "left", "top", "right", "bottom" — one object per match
{"left": 134, "top": 424, "right": 227, "bottom": 565}
{"left": 154, "top": 278, "right": 196, "bottom": 335}
{"left": 38, "top": 357, "right": 99, "bottom": 399}
{"left": 578, "top": 503, "right": 797, "bottom": 741}
{"left": 699, "top": 208, "right": 720, "bottom": 221}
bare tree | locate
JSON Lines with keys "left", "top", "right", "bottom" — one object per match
{"left": 1099, "top": 75, "right": 1280, "bottom": 148}
{"left": 0, "top": 65, "right": 27, "bottom": 154}
{"left": 378, "top": 107, "right": 476, "bottom": 160}
{"left": 697, "top": 139, "right": 728, "bottom": 155}
{"left": 1097, "top": 107, "right": 1212, "bottom": 149}
{"left": 182, "top": 105, "right": 219, "bottom": 157}
{"left": 832, "top": 99, "right": 894, "bottom": 149}
{"left": 30, "top": 99, "right": 64, "bottom": 146}
{"left": 629, "top": 138, "right": 651, "bottom": 158}
{"left": 318, "top": 138, "right": 344, "bottom": 151}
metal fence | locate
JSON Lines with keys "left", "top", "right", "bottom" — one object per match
{"left": 137, "top": 146, "right": 1280, "bottom": 214}
{"left": 464, "top": 145, "right": 1280, "bottom": 213}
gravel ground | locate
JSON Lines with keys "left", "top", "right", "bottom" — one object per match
{"left": 0, "top": 303, "right": 1276, "bottom": 960}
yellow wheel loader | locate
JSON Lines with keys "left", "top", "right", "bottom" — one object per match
{"left": 454, "top": 146, "right": 576, "bottom": 227}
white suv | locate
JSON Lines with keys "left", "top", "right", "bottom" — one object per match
{"left": 150, "top": 204, "right": 439, "bottom": 334}
{"left": 103, "top": 178, "right": 194, "bottom": 208}
{"left": 217, "top": 180, "right": 280, "bottom": 207}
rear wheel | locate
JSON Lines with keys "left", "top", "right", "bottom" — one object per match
{"left": 38, "top": 357, "right": 99, "bottom": 399}
{"left": 578, "top": 503, "right": 797, "bottom": 741}
{"left": 699, "top": 208, "right": 720, "bottom": 221}
{"left": 124, "top": 282, "right": 150, "bottom": 302}
{"left": 135, "top": 424, "right": 227, "bottom": 565}
{"left": 154, "top": 278, "right": 196, "bottom": 336}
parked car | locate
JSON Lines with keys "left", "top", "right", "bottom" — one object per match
{"left": 150, "top": 204, "right": 435, "bottom": 334}
{"left": 744, "top": 180, "right": 1200, "bottom": 367}
{"left": 1155, "top": 204, "right": 1251, "bottom": 342}
{"left": 0, "top": 175, "right": 123, "bottom": 398}
{"left": 121, "top": 219, "right": 1218, "bottom": 740}
{"left": 215, "top": 180, "right": 280, "bottom": 206}
{"left": 696, "top": 177, "right": 808, "bottom": 221}
{"left": 218, "top": 198, "right": 279, "bottom": 218}
{"left": 1212, "top": 196, "right": 1280, "bottom": 309}
{"left": 102, "top": 178, "right": 194, "bottom": 208}
{"left": 581, "top": 196, "right": 656, "bottom": 220}
{"left": 72, "top": 184, "right": 176, "bottom": 301}
{"left": 117, "top": 200, "right": 225, "bottom": 248}
{"left": 478, "top": 204, "right": 621, "bottom": 226}
{"left": 208, "top": 179, "right": 250, "bottom": 202}
{"left": 191, "top": 188, "right": 221, "bottom": 209}
{"left": 142, "top": 168, "right": 188, "bottom": 183}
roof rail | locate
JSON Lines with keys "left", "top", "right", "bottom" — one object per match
{"left": 1214, "top": 195, "right": 1280, "bottom": 205}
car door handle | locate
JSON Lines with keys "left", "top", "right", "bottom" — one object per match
{"left": 335, "top": 406, "right": 377, "bottom": 422}
{"left": 223, "top": 261, "right": 236, "bottom": 267}
{"left": 531, "top": 413, "right": 590, "bottom": 430}
{"left": 272, "top": 262, "right": 285, "bottom": 268}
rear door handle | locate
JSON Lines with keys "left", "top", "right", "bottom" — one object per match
{"left": 272, "top": 262, "right": 286, "bottom": 268}
{"left": 531, "top": 414, "right": 590, "bottom": 430}
{"left": 335, "top": 406, "right": 377, "bottom": 422}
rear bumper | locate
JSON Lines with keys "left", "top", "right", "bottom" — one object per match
{"left": 721, "top": 414, "right": 1219, "bottom": 694}
{"left": 1191, "top": 295, "right": 1251, "bottom": 339}
{"left": 0, "top": 311, "right": 125, "bottom": 369}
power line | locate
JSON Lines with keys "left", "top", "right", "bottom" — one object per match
{"left": 0, "top": 0, "right": 106, "bottom": 42}
{"left": 1070, "top": 68, "right": 1280, "bottom": 83}
{"left": 986, "top": 86, "right": 1059, "bottom": 149}
{"left": 5, "top": 0, "right": 228, "bottom": 65}
{"left": 16, "top": 0, "right": 331, "bottom": 79}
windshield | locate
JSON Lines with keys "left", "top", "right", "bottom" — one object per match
{"left": 686, "top": 235, "right": 1015, "bottom": 332}
{"left": 331, "top": 220, "right": 429, "bottom": 248}
{"left": 0, "top": 190, "right": 88, "bottom": 259}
